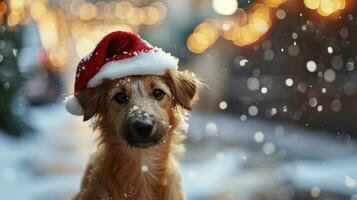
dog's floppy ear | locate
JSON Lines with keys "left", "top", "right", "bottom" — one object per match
{"left": 76, "top": 86, "right": 108, "bottom": 121}
{"left": 165, "top": 70, "right": 203, "bottom": 110}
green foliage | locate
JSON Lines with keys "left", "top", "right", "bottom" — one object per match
{"left": 0, "top": 26, "right": 31, "bottom": 137}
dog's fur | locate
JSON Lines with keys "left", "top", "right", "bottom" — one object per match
{"left": 72, "top": 70, "right": 202, "bottom": 200}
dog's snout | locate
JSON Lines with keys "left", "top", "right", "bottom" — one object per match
{"left": 132, "top": 118, "right": 154, "bottom": 138}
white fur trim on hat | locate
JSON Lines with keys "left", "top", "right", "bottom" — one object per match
{"left": 87, "top": 48, "right": 178, "bottom": 88}
{"left": 64, "top": 95, "right": 83, "bottom": 116}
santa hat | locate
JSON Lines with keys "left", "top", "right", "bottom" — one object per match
{"left": 64, "top": 31, "right": 178, "bottom": 115}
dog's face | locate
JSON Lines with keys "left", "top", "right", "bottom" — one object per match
{"left": 76, "top": 70, "right": 201, "bottom": 148}
{"left": 106, "top": 75, "right": 173, "bottom": 148}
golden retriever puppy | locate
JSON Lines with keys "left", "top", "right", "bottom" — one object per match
{"left": 71, "top": 70, "right": 202, "bottom": 200}
{"left": 64, "top": 31, "right": 203, "bottom": 200}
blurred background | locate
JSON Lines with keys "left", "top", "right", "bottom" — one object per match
{"left": 0, "top": 0, "right": 357, "bottom": 199}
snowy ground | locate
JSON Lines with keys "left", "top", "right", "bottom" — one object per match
{"left": 0, "top": 103, "right": 357, "bottom": 200}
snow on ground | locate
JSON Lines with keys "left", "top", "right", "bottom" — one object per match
{"left": 0, "top": 104, "right": 357, "bottom": 200}
{"left": 188, "top": 112, "right": 357, "bottom": 199}
{"left": 282, "top": 157, "right": 357, "bottom": 196}
{"left": 182, "top": 148, "right": 244, "bottom": 199}
{"left": 0, "top": 104, "right": 95, "bottom": 200}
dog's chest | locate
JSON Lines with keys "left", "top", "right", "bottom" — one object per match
{"left": 113, "top": 150, "right": 167, "bottom": 199}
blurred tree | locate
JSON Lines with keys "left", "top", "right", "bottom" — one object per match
{"left": 0, "top": 25, "right": 31, "bottom": 137}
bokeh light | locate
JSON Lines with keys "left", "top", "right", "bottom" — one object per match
{"left": 189, "top": 2, "right": 274, "bottom": 53}
{"left": 187, "top": 19, "right": 220, "bottom": 53}
{"left": 212, "top": 0, "right": 238, "bottom": 15}
{"left": 263, "top": 0, "right": 287, "bottom": 8}
{"left": 304, "top": 0, "right": 346, "bottom": 16}
{"left": 79, "top": 3, "right": 97, "bottom": 21}
{"left": 30, "top": 1, "right": 47, "bottom": 21}
{"left": 304, "top": 0, "right": 320, "bottom": 9}
{"left": 187, "top": 32, "right": 210, "bottom": 54}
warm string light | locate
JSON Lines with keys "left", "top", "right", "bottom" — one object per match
{"left": 188, "top": 0, "right": 348, "bottom": 54}
{"left": 212, "top": 0, "right": 238, "bottom": 15}
{"left": 71, "top": 1, "right": 167, "bottom": 58}
{"left": 73, "top": 1, "right": 167, "bottom": 25}
{"left": 263, "top": 0, "right": 288, "bottom": 8}
{"left": 74, "top": 23, "right": 133, "bottom": 58}
{"left": 5, "top": 0, "right": 168, "bottom": 67}
{"left": 187, "top": 20, "right": 220, "bottom": 53}
{"left": 188, "top": 0, "right": 286, "bottom": 54}
{"left": 304, "top": 0, "right": 346, "bottom": 16}
{"left": 312, "top": 0, "right": 346, "bottom": 16}
{"left": 7, "top": 0, "right": 25, "bottom": 27}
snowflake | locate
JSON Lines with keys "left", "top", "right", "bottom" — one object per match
{"left": 83, "top": 53, "right": 92, "bottom": 62}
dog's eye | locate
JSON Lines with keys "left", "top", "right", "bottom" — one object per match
{"left": 114, "top": 92, "right": 129, "bottom": 104}
{"left": 153, "top": 89, "right": 165, "bottom": 100}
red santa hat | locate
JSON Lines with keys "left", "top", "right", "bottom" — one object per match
{"left": 64, "top": 31, "right": 178, "bottom": 115}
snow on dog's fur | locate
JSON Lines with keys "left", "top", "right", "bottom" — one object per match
{"left": 72, "top": 69, "right": 202, "bottom": 200}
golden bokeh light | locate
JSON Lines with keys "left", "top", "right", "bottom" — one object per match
{"left": 188, "top": 0, "right": 349, "bottom": 53}
{"left": 76, "top": 36, "right": 96, "bottom": 58}
{"left": 137, "top": 8, "right": 147, "bottom": 25}
{"left": 232, "top": 27, "right": 246, "bottom": 46}
{"left": 49, "top": 47, "right": 68, "bottom": 67}
{"left": 115, "top": 2, "right": 133, "bottom": 20}
{"left": 143, "top": 6, "right": 160, "bottom": 25}
{"left": 188, "top": 19, "right": 220, "bottom": 53}
{"left": 71, "top": 20, "right": 88, "bottom": 39}
{"left": 249, "top": 17, "right": 270, "bottom": 34}
{"left": 189, "top": 1, "right": 275, "bottom": 52}
{"left": 126, "top": 7, "right": 142, "bottom": 26}
{"left": 38, "top": 11, "right": 58, "bottom": 50}
{"left": 236, "top": 8, "right": 248, "bottom": 26}
{"left": 94, "top": 2, "right": 106, "bottom": 20}
{"left": 224, "top": 25, "right": 240, "bottom": 41}
{"left": 7, "top": 11, "right": 20, "bottom": 27}
{"left": 30, "top": 1, "right": 47, "bottom": 21}
{"left": 304, "top": 0, "right": 346, "bottom": 16}
{"left": 8, "top": 0, "right": 25, "bottom": 26}
{"left": 212, "top": 0, "right": 238, "bottom": 15}
{"left": 319, "top": 0, "right": 335, "bottom": 15}
{"left": 195, "top": 27, "right": 219, "bottom": 44}
{"left": 240, "top": 26, "right": 260, "bottom": 46}
{"left": 248, "top": 4, "right": 271, "bottom": 34}
{"left": 151, "top": 2, "right": 167, "bottom": 20}
{"left": 0, "top": 2, "right": 7, "bottom": 15}
{"left": 4, "top": 0, "right": 168, "bottom": 69}
{"left": 10, "top": 0, "right": 24, "bottom": 12}
{"left": 103, "top": 2, "right": 115, "bottom": 20}
{"left": 339, "top": 0, "right": 346, "bottom": 9}
{"left": 333, "top": 0, "right": 345, "bottom": 10}
{"left": 221, "top": 20, "right": 238, "bottom": 40}
{"left": 194, "top": 21, "right": 220, "bottom": 42}
{"left": 187, "top": 33, "right": 210, "bottom": 54}
{"left": 79, "top": 3, "right": 97, "bottom": 21}
{"left": 3, "top": 0, "right": 350, "bottom": 62}
{"left": 263, "top": 0, "right": 287, "bottom": 8}
{"left": 251, "top": 3, "right": 271, "bottom": 18}
{"left": 304, "top": 0, "right": 320, "bottom": 9}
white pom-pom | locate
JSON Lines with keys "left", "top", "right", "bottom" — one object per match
{"left": 64, "top": 95, "right": 83, "bottom": 116}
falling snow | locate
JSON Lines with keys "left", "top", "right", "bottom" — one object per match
{"left": 141, "top": 165, "right": 149, "bottom": 172}
{"left": 254, "top": 131, "right": 264, "bottom": 143}
{"left": 219, "top": 101, "right": 228, "bottom": 110}
{"left": 285, "top": 78, "right": 293, "bottom": 87}
{"left": 327, "top": 46, "right": 334, "bottom": 54}
{"left": 239, "top": 59, "right": 248, "bottom": 67}
{"left": 306, "top": 60, "right": 317, "bottom": 72}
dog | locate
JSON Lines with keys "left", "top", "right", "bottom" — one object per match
{"left": 72, "top": 69, "right": 202, "bottom": 200}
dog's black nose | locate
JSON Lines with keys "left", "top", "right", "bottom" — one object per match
{"left": 132, "top": 118, "right": 153, "bottom": 138}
